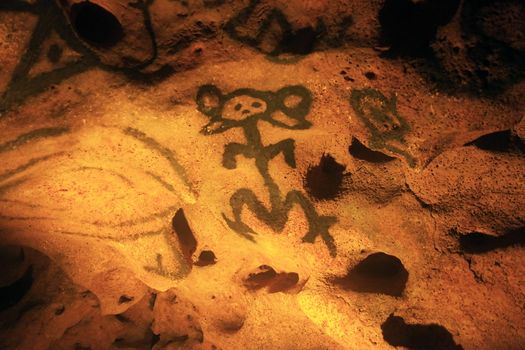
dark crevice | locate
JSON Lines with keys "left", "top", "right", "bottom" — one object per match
{"left": 195, "top": 250, "right": 217, "bottom": 267}
{"left": 148, "top": 292, "right": 157, "bottom": 310}
{"left": 382, "top": 314, "right": 463, "bottom": 349}
{"left": 243, "top": 265, "right": 299, "bottom": 293}
{"left": 150, "top": 333, "right": 161, "bottom": 348}
{"left": 114, "top": 314, "right": 131, "bottom": 323}
{"left": 406, "top": 182, "right": 433, "bottom": 209}
{"left": 455, "top": 227, "right": 525, "bottom": 254}
{"left": 0, "top": 265, "right": 33, "bottom": 311}
{"left": 165, "top": 334, "right": 189, "bottom": 345}
{"left": 304, "top": 154, "right": 349, "bottom": 201}
{"left": 464, "top": 130, "right": 525, "bottom": 153}
{"left": 118, "top": 295, "right": 133, "bottom": 304}
{"left": 332, "top": 252, "right": 408, "bottom": 296}
{"left": 70, "top": 2, "right": 124, "bottom": 48}
{"left": 267, "top": 272, "right": 299, "bottom": 293}
{"left": 349, "top": 137, "right": 396, "bottom": 163}
{"left": 172, "top": 208, "right": 198, "bottom": 264}
{"left": 54, "top": 304, "right": 65, "bottom": 315}
{"left": 244, "top": 265, "right": 277, "bottom": 290}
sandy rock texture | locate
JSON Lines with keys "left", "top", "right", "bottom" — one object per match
{"left": 0, "top": 0, "right": 524, "bottom": 349}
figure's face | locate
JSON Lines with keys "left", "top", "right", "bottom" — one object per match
{"left": 222, "top": 95, "right": 268, "bottom": 121}
{"left": 197, "top": 85, "right": 313, "bottom": 135}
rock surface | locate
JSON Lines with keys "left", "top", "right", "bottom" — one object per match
{"left": 0, "top": 0, "right": 524, "bottom": 349}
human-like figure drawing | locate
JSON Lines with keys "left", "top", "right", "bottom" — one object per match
{"left": 350, "top": 88, "right": 416, "bottom": 167}
{"left": 196, "top": 84, "right": 337, "bottom": 256}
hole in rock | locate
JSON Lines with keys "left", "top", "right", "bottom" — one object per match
{"left": 118, "top": 295, "right": 133, "bottom": 304}
{"left": 54, "top": 305, "right": 65, "bottom": 315}
{"left": 332, "top": 252, "right": 408, "bottom": 296}
{"left": 381, "top": 314, "right": 463, "bottom": 349}
{"left": 304, "top": 154, "right": 348, "bottom": 201}
{"left": 244, "top": 265, "right": 277, "bottom": 290}
{"left": 172, "top": 208, "right": 198, "bottom": 264}
{"left": 71, "top": 2, "right": 124, "bottom": 47}
{"left": 379, "top": 0, "right": 460, "bottom": 56}
{"left": 244, "top": 265, "right": 299, "bottom": 293}
{"left": 195, "top": 250, "right": 217, "bottom": 266}
{"left": 349, "top": 137, "right": 396, "bottom": 163}
{"left": 464, "top": 130, "right": 525, "bottom": 153}
{"left": 0, "top": 265, "right": 33, "bottom": 311}
{"left": 267, "top": 272, "right": 299, "bottom": 293}
{"left": 457, "top": 227, "right": 525, "bottom": 254}
{"left": 365, "top": 71, "right": 377, "bottom": 80}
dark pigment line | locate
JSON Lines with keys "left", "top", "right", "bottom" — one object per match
{"left": 145, "top": 171, "right": 176, "bottom": 193}
{"left": 0, "top": 152, "right": 66, "bottom": 183}
{"left": 58, "top": 228, "right": 165, "bottom": 242}
{"left": 196, "top": 84, "right": 337, "bottom": 256}
{"left": 86, "top": 204, "right": 181, "bottom": 228}
{"left": 74, "top": 166, "right": 134, "bottom": 187}
{"left": 0, "top": 215, "right": 54, "bottom": 221}
{"left": 0, "top": 127, "right": 69, "bottom": 153}
{"left": 0, "top": 178, "right": 29, "bottom": 196}
{"left": 0, "top": 198, "right": 58, "bottom": 210}
{"left": 123, "top": 127, "right": 195, "bottom": 196}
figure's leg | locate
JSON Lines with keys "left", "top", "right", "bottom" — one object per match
{"left": 264, "top": 138, "right": 296, "bottom": 168}
{"left": 224, "top": 188, "right": 286, "bottom": 239}
{"left": 223, "top": 143, "right": 252, "bottom": 169}
{"left": 284, "top": 190, "right": 337, "bottom": 256}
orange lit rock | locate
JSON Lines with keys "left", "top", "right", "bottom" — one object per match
{"left": 0, "top": 0, "right": 524, "bottom": 349}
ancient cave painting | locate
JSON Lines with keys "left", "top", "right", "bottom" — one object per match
{"left": 196, "top": 84, "right": 337, "bottom": 256}
{"left": 0, "top": 0, "right": 170, "bottom": 112}
{"left": 350, "top": 88, "right": 416, "bottom": 167}
{"left": 0, "top": 126, "right": 195, "bottom": 280}
{"left": 224, "top": 0, "right": 353, "bottom": 64}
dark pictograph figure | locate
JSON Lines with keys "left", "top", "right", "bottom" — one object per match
{"left": 350, "top": 88, "right": 416, "bottom": 167}
{"left": 224, "top": 0, "right": 353, "bottom": 64}
{"left": 196, "top": 85, "right": 337, "bottom": 256}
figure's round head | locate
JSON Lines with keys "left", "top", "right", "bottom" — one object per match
{"left": 196, "top": 85, "right": 313, "bottom": 134}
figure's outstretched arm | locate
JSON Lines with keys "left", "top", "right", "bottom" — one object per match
{"left": 223, "top": 143, "right": 252, "bottom": 169}
{"left": 264, "top": 138, "right": 296, "bottom": 168}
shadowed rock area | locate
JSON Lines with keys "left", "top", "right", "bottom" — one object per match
{"left": 332, "top": 252, "right": 409, "bottom": 296}
{"left": 304, "top": 153, "right": 348, "bottom": 201}
{"left": 382, "top": 314, "right": 464, "bottom": 350}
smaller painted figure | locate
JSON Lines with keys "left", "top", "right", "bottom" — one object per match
{"left": 196, "top": 84, "right": 337, "bottom": 256}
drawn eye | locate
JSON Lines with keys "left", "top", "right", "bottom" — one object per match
{"left": 252, "top": 102, "right": 262, "bottom": 108}
{"left": 234, "top": 103, "right": 242, "bottom": 111}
